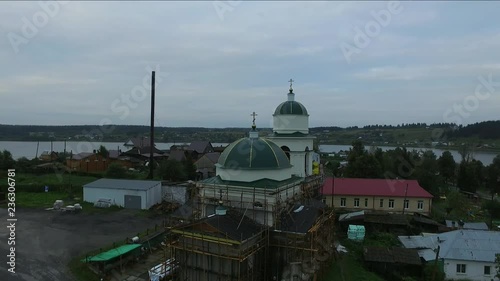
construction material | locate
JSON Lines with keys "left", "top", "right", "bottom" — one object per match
{"left": 348, "top": 225, "right": 365, "bottom": 241}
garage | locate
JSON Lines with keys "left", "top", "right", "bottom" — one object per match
{"left": 83, "top": 179, "right": 162, "bottom": 210}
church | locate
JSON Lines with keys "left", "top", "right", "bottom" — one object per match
{"left": 169, "top": 81, "right": 335, "bottom": 281}
{"left": 198, "top": 80, "right": 322, "bottom": 226}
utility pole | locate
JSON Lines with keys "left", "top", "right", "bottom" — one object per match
{"left": 431, "top": 245, "right": 441, "bottom": 281}
{"left": 148, "top": 71, "right": 155, "bottom": 179}
{"left": 402, "top": 183, "right": 408, "bottom": 215}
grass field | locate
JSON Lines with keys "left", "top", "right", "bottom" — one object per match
{"left": 14, "top": 173, "right": 98, "bottom": 187}
{"left": 320, "top": 254, "right": 385, "bottom": 281}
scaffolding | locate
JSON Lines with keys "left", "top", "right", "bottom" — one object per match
{"left": 163, "top": 174, "right": 335, "bottom": 281}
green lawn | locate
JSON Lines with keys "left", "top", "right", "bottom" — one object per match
{"left": 320, "top": 254, "right": 385, "bottom": 281}
{"left": 14, "top": 173, "right": 98, "bottom": 187}
{"left": 15, "top": 191, "right": 73, "bottom": 208}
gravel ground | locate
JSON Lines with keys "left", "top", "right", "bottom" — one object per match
{"left": 0, "top": 208, "right": 164, "bottom": 281}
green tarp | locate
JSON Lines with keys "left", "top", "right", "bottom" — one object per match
{"left": 82, "top": 244, "right": 141, "bottom": 262}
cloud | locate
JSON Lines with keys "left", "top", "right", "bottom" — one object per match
{"left": 0, "top": 1, "right": 499, "bottom": 128}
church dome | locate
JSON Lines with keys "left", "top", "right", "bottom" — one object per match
{"left": 274, "top": 100, "right": 308, "bottom": 116}
{"left": 218, "top": 137, "right": 291, "bottom": 170}
{"left": 273, "top": 82, "right": 308, "bottom": 116}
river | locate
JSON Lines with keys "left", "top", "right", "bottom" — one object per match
{"left": 0, "top": 141, "right": 498, "bottom": 165}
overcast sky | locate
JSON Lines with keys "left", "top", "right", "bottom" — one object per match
{"left": 1, "top": 1, "right": 499, "bottom": 128}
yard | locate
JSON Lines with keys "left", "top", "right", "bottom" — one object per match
{"left": 0, "top": 207, "right": 164, "bottom": 281}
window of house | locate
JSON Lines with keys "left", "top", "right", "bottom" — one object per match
{"left": 484, "top": 266, "right": 491, "bottom": 275}
{"left": 364, "top": 198, "right": 368, "bottom": 207}
{"left": 417, "top": 200, "right": 424, "bottom": 210}
{"left": 379, "top": 199, "right": 384, "bottom": 208}
{"left": 404, "top": 200, "right": 409, "bottom": 209}
{"left": 456, "top": 264, "right": 466, "bottom": 274}
{"left": 388, "top": 199, "right": 395, "bottom": 209}
{"left": 340, "top": 198, "right": 346, "bottom": 207}
{"left": 354, "top": 198, "right": 360, "bottom": 207}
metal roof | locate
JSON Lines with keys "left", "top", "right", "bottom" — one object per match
{"left": 84, "top": 178, "right": 161, "bottom": 191}
{"left": 339, "top": 210, "right": 365, "bottom": 222}
{"left": 399, "top": 230, "right": 500, "bottom": 262}
{"left": 445, "top": 220, "right": 489, "bottom": 230}
{"left": 217, "top": 137, "right": 291, "bottom": 170}
{"left": 322, "top": 178, "right": 433, "bottom": 198}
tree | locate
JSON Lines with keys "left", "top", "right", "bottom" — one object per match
{"left": 438, "top": 151, "right": 456, "bottom": 184}
{"left": 183, "top": 155, "right": 197, "bottom": 180}
{"left": 414, "top": 151, "right": 442, "bottom": 195}
{"left": 15, "top": 157, "right": 33, "bottom": 173}
{"left": 98, "top": 145, "right": 109, "bottom": 158}
{"left": 457, "top": 160, "right": 483, "bottom": 193}
{"left": 158, "top": 159, "right": 186, "bottom": 181}
{"left": 0, "top": 150, "right": 15, "bottom": 170}
{"left": 105, "top": 162, "right": 128, "bottom": 179}
{"left": 486, "top": 155, "right": 500, "bottom": 199}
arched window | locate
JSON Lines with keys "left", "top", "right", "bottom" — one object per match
{"left": 281, "top": 146, "right": 291, "bottom": 160}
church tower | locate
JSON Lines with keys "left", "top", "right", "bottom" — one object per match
{"left": 267, "top": 80, "right": 317, "bottom": 178}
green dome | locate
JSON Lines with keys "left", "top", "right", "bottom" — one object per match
{"left": 274, "top": 101, "right": 308, "bottom": 116}
{"left": 218, "top": 137, "right": 291, "bottom": 170}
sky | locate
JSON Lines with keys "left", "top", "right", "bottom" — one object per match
{"left": 1, "top": 1, "right": 500, "bottom": 128}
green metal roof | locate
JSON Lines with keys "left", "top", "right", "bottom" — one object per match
{"left": 218, "top": 137, "right": 291, "bottom": 170}
{"left": 81, "top": 244, "right": 141, "bottom": 262}
{"left": 274, "top": 101, "right": 308, "bottom": 116}
{"left": 269, "top": 132, "right": 310, "bottom": 138}
{"left": 200, "top": 175, "right": 304, "bottom": 189}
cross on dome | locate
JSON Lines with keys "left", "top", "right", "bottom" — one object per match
{"left": 250, "top": 111, "right": 258, "bottom": 129}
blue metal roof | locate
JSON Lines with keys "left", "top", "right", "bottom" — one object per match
{"left": 399, "top": 230, "right": 500, "bottom": 262}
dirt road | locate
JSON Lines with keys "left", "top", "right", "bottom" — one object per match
{"left": 0, "top": 208, "right": 163, "bottom": 281}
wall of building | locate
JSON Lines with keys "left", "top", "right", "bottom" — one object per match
{"left": 443, "top": 259, "right": 497, "bottom": 281}
{"left": 199, "top": 180, "right": 304, "bottom": 227}
{"left": 273, "top": 115, "right": 309, "bottom": 134}
{"left": 217, "top": 167, "right": 292, "bottom": 182}
{"left": 174, "top": 234, "right": 265, "bottom": 281}
{"left": 324, "top": 195, "right": 432, "bottom": 215}
{"left": 146, "top": 183, "right": 162, "bottom": 208}
{"left": 267, "top": 137, "right": 315, "bottom": 178}
{"left": 83, "top": 187, "right": 147, "bottom": 208}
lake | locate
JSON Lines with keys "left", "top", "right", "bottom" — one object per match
{"left": 0, "top": 141, "right": 498, "bottom": 165}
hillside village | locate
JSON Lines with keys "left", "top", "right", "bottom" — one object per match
{"left": 1, "top": 82, "right": 500, "bottom": 281}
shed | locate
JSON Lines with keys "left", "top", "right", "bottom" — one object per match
{"left": 83, "top": 179, "right": 162, "bottom": 209}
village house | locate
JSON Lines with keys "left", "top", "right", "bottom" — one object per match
{"left": 194, "top": 152, "right": 220, "bottom": 179}
{"left": 187, "top": 140, "right": 214, "bottom": 160}
{"left": 66, "top": 150, "right": 134, "bottom": 173}
{"left": 39, "top": 150, "right": 58, "bottom": 162}
{"left": 399, "top": 230, "right": 500, "bottom": 281}
{"left": 321, "top": 178, "right": 433, "bottom": 215}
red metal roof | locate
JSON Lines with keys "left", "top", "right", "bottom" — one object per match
{"left": 321, "top": 178, "right": 433, "bottom": 198}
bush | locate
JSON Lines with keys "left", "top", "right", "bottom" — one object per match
{"left": 423, "top": 264, "right": 445, "bottom": 281}
{"left": 482, "top": 200, "right": 500, "bottom": 219}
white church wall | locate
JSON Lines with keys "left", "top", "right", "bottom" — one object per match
{"left": 217, "top": 168, "right": 292, "bottom": 182}
{"left": 273, "top": 115, "right": 309, "bottom": 134}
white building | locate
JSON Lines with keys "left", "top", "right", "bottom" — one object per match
{"left": 399, "top": 230, "right": 500, "bottom": 281}
{"left": 197, "top": 81, "right": 322, "bottom": 227}
{"left": 267, "top": 83, "right": 317, "bottom": 177}
{"left": 83, "top": 178, "right": 162, "bottom": 210}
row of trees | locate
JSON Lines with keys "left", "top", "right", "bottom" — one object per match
{"left": 335, "top": 141, "right": 500, "bottom": 196}
{"left": 0, "top": 147, "right": 199, "bottom": 182}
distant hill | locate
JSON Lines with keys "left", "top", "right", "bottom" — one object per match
{"left": 448, "top": 121, "right": 500, "bottom": 139}
{"left": 0, "top": 121, "right": 499, "bottom": 149}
